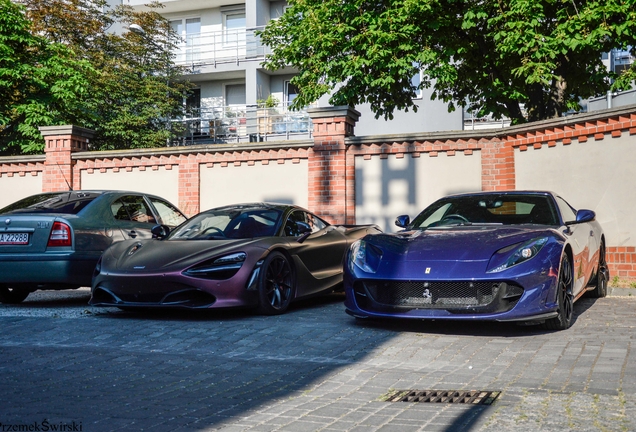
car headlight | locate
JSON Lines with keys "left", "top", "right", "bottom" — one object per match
{"left": 350, "top": 239, "right": 382, "bottom": 273}
{"left": 184, "top": 252, "right": 246, "bottom": 280}
{"left": 487, "top": 237, "right": 548, "bottom": 273}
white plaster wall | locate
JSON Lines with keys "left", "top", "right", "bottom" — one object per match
{"left": 80, "top": 167, "right": 180, "bottom": 209}
{"left": 200, "top": 160, "right": 308, "bottom": 211}
{"left": 516, "top": 134, "right": 636, "bottom": 247}
{"left": 0, "top": 173, "right": 42, "bottom": 209}
{"left": 355, "top": 152, "right": 482, "bottom": 232}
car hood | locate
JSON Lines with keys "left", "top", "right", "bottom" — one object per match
{"left": 366, "top": 225, "right": 559, "bottom": 262}
{"left": 103, "top": 237, "right": 269, "bottom": 272}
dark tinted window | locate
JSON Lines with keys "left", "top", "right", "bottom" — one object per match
{"left": 169, "top": 206, "right": 281, "bottom": 240}
{"left": 0, "top": 192, "right": 98, "bottom": 215}
{"left": 411, "top": 194, "right": 559, "bottom": 227}
{"left": 284, "top": 211, "right": 328, "bottom": 236}
{"left": 111, "top": 196, "right": 156, "bottom": 224}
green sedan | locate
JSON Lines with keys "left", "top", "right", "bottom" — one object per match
{"left": 0, "top": 190, "right": 186, "bottom": 303}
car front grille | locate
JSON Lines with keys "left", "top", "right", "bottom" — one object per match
{"left": 354, "top": 280, "right": 523, "bottom": 313}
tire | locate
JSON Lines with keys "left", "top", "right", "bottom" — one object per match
{"left": 544, "top": 255, "right": 574, "bottom": 330}
{"left": 0, "top": 286, "right": 30, "bottom": 304}
{"left": 588, "top": 242, "right": 608, "bottom": 298}
{"left": 257, "top": 251, "right": 295, "bottom": 315}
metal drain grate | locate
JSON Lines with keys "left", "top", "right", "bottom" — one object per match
{"left": 381, "top": 390, "right": 500, "bottom": 405}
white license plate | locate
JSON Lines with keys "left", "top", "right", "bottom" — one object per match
{"left": 0, "top": 232, "right": 29, "bottom": 245}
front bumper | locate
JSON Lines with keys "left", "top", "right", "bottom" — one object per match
{"left": 343, "top": 272, "right": 558, "bottom": 323}
{"left": 90, "top": 271, "right": 260, "bottom": 310}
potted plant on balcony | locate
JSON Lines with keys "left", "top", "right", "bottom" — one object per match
{"left": 256, "top": 95, "right": 281, "bottom": 134}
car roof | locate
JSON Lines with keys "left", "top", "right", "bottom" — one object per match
{"left": 204, "top": 202, "right": 307, "bottom": 213}
{"left": 443, "top": 190, "right": 556, "bottom": 199}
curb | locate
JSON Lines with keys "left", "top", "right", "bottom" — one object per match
{"left": 608, "top": 286, "right": 636, "bottom": 297}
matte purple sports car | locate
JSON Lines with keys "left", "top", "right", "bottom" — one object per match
{"left": 91, "top": 203, "right": 381, "bottom": 314}
{"left": 344, "top": 191, "right": 608, "bottom": 330}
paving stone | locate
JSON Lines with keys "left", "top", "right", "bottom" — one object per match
{"left": 0, "top": 290, "right": 635, "bottom": 431}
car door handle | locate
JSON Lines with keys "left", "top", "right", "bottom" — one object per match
{"left": 590, "top": 230, "right": 594, "bottom": 237}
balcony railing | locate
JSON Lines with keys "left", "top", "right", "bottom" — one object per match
{"left": 173, "top": 27, "right": 269, "bottom": 67}
{"left": 171, "top": 104, "right": 313, "bottom": 146}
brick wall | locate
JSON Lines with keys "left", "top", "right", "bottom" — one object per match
{"left": 2, "top": 105, "right": 636, "bottom": 280}
{"left": 73, "top": 143, "right": 311, "bottom": 216}
{"left": 307, "top": 106, "right": 359, "bottom": 224}
{"left": 40, "top": 125, "right": 91, "bottom": 192}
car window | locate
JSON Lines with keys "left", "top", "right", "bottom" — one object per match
{"left": 226, "top": 211, "right": 278, "bottom": 238}
{"left": 306, "top": 213, "right": 327, "bottom": 232}
{"left": 284, "top": 211, "right": 327, "bottom": 236}
{"left": 413, "top": 203, "right": 452, "bottom": 228}
{"left": 0, "top": 192, "right": 98, "bottom": 215}
{"left": 411, "top": 195, "right": 558, "bottom": 227}
{"left": 555, "top": 196, "right": 577, "bottom": 223}
{"left": 148, "top": 197, "right": 187, "bottom": 227}
{"left": 284, "top": 211, "right": 305, "bottom": 237}
{"left": 169, "top": 207, "right": 281, "bottom": 240}
{"left": 111, "top": 196, "right": 156, "bottom": 224}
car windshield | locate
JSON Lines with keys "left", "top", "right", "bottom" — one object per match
{"left": 410, "top": 194, "right": 559, "bottom": 229}
{"left": 168, "top": 206, "right": 282, "bottom": 240}
{"left": 0, "top": 192, "right": 99, "bottom": 215}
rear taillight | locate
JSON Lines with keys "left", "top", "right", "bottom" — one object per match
{"left": 47, "top": 222, "right": 72, "bottom": 247}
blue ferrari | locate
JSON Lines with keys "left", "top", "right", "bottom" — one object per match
{"left": 344, "top": 191, "right": 608, "bottom": 330}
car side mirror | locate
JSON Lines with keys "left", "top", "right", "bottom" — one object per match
{"left": 395, "top": 215, "right": 410, "bottom": 228}
{"left": 296, "top": 221, "right": 312, "bottom": 243}
{"left": 576, "top": 209, "right": 596, "bottom": 224}
{"left": 151, "top": 224, "right": 170, "bottom": 239}
{"left": 565, "top": 209, "right": 596, "bottom": 225}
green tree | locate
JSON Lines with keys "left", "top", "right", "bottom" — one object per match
{"left": 260, "top": 0, "right": 636, "bottom": 124}
{"left": 0, "top": 0, "right": 93, "bottom": 154}
{"left": 21, "top": 0, "right": 193, "bottom": 151}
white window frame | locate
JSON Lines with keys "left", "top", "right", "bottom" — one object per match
{"left": 284, "top": 81, "right": 298, "bottom": 107}
{"left": 170, "top": 17, "right": 201, "bottom": 63}
{"left": 224, "top": 83, "right": 246, "bottom": 107}
{"left": 222, "top": 9, "right": 246, "bottom": 45}
{"left": 411, "top": 67, "right": 423, "bottom": 100}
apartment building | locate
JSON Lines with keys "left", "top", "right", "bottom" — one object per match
{"left": 120, "top": 0, "right": 463, "bottom": 144}
{"left": 588, "top": 48, "right": 636, "bottom": 112}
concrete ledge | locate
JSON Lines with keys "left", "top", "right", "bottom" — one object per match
{"left": 608, "top": 286, "right": 636, "bottom": 297}
{"left": 71, "top": 139, "right": 314, "bottom": 160}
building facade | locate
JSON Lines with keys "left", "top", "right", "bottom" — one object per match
{"left": 120, "top": 0, "right": 463, "bottom": 145}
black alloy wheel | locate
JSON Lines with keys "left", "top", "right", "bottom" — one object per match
{"left": 257, "top": 251, "right": 295, "bottom": 315}
{"left": 544, "top": 255, "right": 574, "bottom": 330}
{"left": 588, "top": 242, "right": 608, "bottom": 298}
{"left": 0, "top": 286, "right": 30, "bottom": 304}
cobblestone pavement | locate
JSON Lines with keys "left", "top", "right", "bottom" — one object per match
{"left": 0, "top": 288, "right": 635, "bottom": 432}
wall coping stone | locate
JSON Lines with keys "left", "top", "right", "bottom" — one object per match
{"left": 38, "top": 125, "right": 95, "bottom": 139}
{"left": 307, "top": 105, "right": 361, "bottom": 122}
{"left": 347, "top": 103, "right": 636, "bottom": 146}
{"left": 71, "top": 139, "right": 314, "bottom": 161}
{"left": 0, "top": 154, "right": 45, "bottom": 164}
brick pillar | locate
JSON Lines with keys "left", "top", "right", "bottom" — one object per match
{"left": 481, "top": 139, "right": 515, "bottom": 191}
{"left": 307, "top": 106, "right": 360, "bottom": 224}
{"left": 39, "top": 125, "right": 94, "bottom": 192}
{"left": 178, "top": 154, "right": 200, "bottom": 217}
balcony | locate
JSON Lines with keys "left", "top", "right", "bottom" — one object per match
{"left": 173, "top": 27, "right": 269, "bottom": 68}
{"left": 172, "top": 103, "right": 314, "bottom": 146}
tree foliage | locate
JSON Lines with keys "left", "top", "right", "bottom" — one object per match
{"left": 260, "top": 0, "right": 636, "bottom": 124}
{"left": 1, "top": 0, "right": 193, "bottom": 154}
{"left": 0, "top": 0, "right": 93, "bottom": 154}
